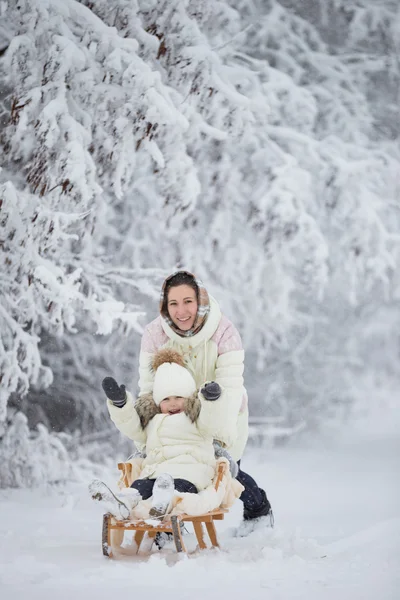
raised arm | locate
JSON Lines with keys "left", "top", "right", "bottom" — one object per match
{"left": 196, "top": 352, "right": 244, "bottom": 446}
{"left": 196, "top": 319, "right": 245, "bottom": 448}
{"left": 102, "top": 377, "right": 147, "bottom": 445}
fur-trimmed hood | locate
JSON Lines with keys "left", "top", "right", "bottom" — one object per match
{"left": 135, "top": 390, "right": 201, "bottom": 429}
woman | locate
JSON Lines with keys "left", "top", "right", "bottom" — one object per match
{"left": 136, "top": 270, "right": 273, "bottom": 535}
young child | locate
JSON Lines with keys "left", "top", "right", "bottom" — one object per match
{"left": 90, "top": 348, "right": 237, "bottom": 520}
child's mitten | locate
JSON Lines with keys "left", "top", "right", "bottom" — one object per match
{"left": 201, "top": 381, "right": 221, "bottom": 401}
{"left": 102, "top": 377, "right": 127, "bottom": 407}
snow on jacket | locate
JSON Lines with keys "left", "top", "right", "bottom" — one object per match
{"left": 107, "top": 390, "right": 217, "bottom": 491}
{"left": 138, "top": 295, "right": 249, "bottom": 460}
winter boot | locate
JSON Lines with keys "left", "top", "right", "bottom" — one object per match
{"left": 154, "top": 523, "right": 188, "bottom": 549}
{"left": 154, "top": 531, "right": 173, "bottom": 549}
{"left": 89, "top": 479, "right": 141, "bottom": 520}
{"left": 149, "top": 473, "right": 175, "bottom": 519}
{"left": 236, "top": 489, "right": 274, "bottom": 537}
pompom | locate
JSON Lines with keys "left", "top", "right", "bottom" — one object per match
{"left": 152, "top": 348, "right": 186, "bottom": 371}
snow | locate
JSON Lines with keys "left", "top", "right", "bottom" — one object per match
{"left": 1, "top": 0, "right": 399, "bottom": 437}
{"left": 0, "top": 0, "right": 399, "bottom": 596}
{"left": 0, "top": 423, "right": 398, "bottom": 600}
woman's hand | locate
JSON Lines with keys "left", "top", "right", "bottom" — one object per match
{"left": 102, "top": 377, "right": 127, "bottom": 406}
{"left": 201, "top": 381, "right": 221, "bottom": 401}
{"left": 213, "top": 441, "right": 239, "bottom": 478}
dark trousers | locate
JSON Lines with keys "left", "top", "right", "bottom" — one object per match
{"left": 236, "top": 461, "right": 271, "bottom": 518}
{"left": 130, "top": 477, "right": 198, "bottom": 499}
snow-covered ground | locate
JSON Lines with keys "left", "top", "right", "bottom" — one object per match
{"left": 0, "top": 420, "right": 399, "bottom": 600}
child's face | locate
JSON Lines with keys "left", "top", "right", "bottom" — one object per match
{"left": 160, "top": 396, "right": 185, "bottom": 415}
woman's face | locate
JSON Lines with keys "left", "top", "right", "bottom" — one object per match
{"left": 167, "top": 284, "right": 198, "bottom": 331}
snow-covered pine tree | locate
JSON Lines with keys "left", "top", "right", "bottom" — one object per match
{"left": 0, "top": 0, "right": 399, "bottom": 484}
{"left": 86, "top": 0, "right": 399, "bottom": 426}
{"left": 0, "top": 0, "right": 180, "bottom": 429}
{"left": 0, "top": 410, "right": 74, "bottom": 487}
{"left": 228, "top": 0, "right": 400, "bottom": 426}
{"left": 83, "top": 0, "right": 329, "bottom": 354}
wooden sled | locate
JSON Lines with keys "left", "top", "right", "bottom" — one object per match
{"left": 102, "top": 462, "right": 228, "bottom": 557}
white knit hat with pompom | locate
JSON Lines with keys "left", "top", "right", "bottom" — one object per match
{"left": 152, "top": 348, "right": 197, "bottom": 406}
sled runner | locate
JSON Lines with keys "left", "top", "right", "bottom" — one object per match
{"left": 101, "top": 462, "right": 229, "bottom": 557}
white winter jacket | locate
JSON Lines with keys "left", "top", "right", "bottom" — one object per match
{"left": 137, "top": 295, "right": 249, "bottom": 460}
{"left": 107, "top": 390, "right": 217, "bottom": 491}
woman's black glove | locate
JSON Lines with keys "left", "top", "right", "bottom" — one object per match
{"left": 102, "top": 377, "right": 127, "bottom": 407}
{"left": 201, "top": 381, "right": 221, "bottom": 401}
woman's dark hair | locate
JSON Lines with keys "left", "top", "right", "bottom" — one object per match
{"left": 162, "top": 271, "right": 199, "bottom": 315}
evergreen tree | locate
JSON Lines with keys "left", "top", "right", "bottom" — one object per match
{"left": 0, "top": 0, "right": 398, "bottom": 485}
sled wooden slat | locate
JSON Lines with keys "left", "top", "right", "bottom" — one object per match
{"left": 180, "top": 507, "right": 228, "bottom": 522}
{"left": 134, "top": 530, "right": 145, "bottom": 551}
{"left": 171, "top": 515, "right": 186, "bottom": 552}
{"left": 109, "top": 519, "right": 174, "bottom": 530}
{"left": 102, "top": 512, "right": 113, "bottom": 558}
{"left": 193, "top": 521, "right": 207, "bottom": 550}
{"left": 102, "top": 462, "right": 229, "bottom": 557}
{"left": 184, "top": 514, "right": 213, "bottom": 523}
{"left": 117, "top": 462, "right": 132, "bottom": 488}
{"left": 205, "top": 520, "right": 219, "bottom": 548}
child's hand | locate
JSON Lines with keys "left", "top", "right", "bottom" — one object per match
{"left": 102, "top": 377, "right": 127, "bottom": 405}
{"left": 201, "top": 381, "right": 221, "bottom": 401}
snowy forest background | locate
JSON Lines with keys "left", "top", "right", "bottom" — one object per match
{"left": 0, "top": 0, "right": 399, "bottom": 488}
